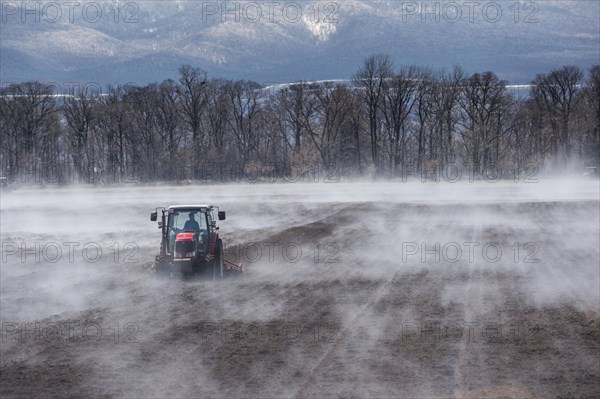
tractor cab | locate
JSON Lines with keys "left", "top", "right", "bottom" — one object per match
{"left": 166, "top": 207, "right": 210, "bottom": 255}
{"left": 150, "top": 205, "right": 238, "bottom": 279}
{"left": 151, "top": 205, "right": 225, "bottom": 255}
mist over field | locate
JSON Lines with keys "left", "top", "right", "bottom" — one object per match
{"left": 1, "top": 0, "right": 600, "bottom": 397}
{"left": 1, "top": 179, "right": 598, "bottom": 398}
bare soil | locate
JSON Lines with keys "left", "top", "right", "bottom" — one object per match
{"left": 1, "top": 183, "right": 598, "bottom": 398}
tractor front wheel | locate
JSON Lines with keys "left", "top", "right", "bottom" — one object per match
{"left": 152, "top": 255, "right": 171, "bottom": 276}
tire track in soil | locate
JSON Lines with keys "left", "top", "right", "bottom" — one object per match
{"left": 453, "top": 202, "right": 599, "bottom": 398}
{"left": 451, "top": 203, "right": 553, "bottom": 398}
{"left": 452, "top": 205, "right": 491, "bottom": 398}
{"left": 289, "top": 214, "right": 443, "bottom": 399}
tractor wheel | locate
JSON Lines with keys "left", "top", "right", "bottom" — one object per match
{"left": 152, "top": 255, "right": 170, "bottom": 276}
{"left": 213, "top": 239, "right": 224, "bottom": 280}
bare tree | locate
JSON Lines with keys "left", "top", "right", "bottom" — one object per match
{"left": 206, "top": 79, "right": 231, "bottom": 153}
{"left": 178, "top": 65, "right": 209, "bottom": 177}
{"left": 62, "top": 89, "right": 98, "bottom": 181}
{"left": 303, "top": 83, "right": 354, "bottom": 169}
{"left": 97, "top": 85, "right": 130, "bottom": 182}
{"left": 155, "top": 80, "right": 182, "bottom": 180}
{"left": 353, "top": 54, "right": 393, "bottom": 174}
{"left": 0, "top": 82, "right": 57, "bottom": 183}
{"left": 576, "top": 65, "right": 600, "bottom": 167}
{"left": 457, "top": 71, "right": 511, "bottom": 174}
{"left": 275, "top": 82, "right": 314, "bottom": 151}
{"left": 413, "top": 70, "right": 435, "bottom": 172}
{"left": 226, "top": 80, "right": 263, "bottom": 168}
{"left": 585, "top": 65, "right": 600, "bottom": 163}
{"left": 531, "top": 66, "right": 584, "bottom": 162}
{"left": 381, "top": 65, "right": 422, "bottom": 173}
{"left": 429, "top": 66, "right": 465, "bottom": 169}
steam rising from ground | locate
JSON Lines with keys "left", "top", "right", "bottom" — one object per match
{"left": 1, "top": 180, "right": 599, "bottom": 398}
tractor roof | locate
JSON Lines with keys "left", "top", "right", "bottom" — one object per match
{"left": 168, "top": 205, "right": 213, "bottom": 211}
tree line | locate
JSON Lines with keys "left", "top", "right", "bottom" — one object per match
{"left": 1, "top": 55, "right": 598, "bottom": 185}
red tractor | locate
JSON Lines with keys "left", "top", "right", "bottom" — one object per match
{"left": 150, "top": 205, "right": 242, "bottom": 279}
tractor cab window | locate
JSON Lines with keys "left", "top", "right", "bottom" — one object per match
{"left": 207, "top": 212, "right": 214, "bottom": 230}
{"left": 167, "top": 210, "right": 208, "bottom": 252}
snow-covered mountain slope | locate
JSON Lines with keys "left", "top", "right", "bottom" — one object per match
{"left": 1, "top": 0, "right": 598, "bottom": 86}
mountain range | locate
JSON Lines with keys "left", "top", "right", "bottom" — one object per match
{"left": 1, "top": 0, "right": 598, "bottom": 87}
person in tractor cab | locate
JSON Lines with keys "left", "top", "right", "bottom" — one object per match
{"left": 183, "top": 212, "right": 201, "bottom": 232}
